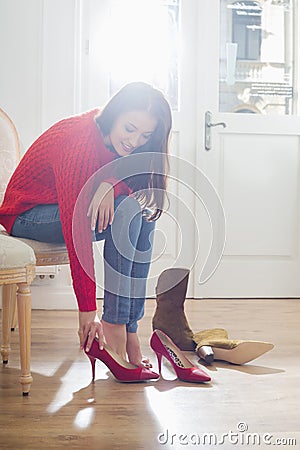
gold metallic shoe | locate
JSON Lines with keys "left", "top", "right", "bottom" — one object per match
{"left": 193, "top": 328, "right": 274, "bottom": 365}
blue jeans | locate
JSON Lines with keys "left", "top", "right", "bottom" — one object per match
{"left": 11, "top": 196, "right": 155, "bottom": 333}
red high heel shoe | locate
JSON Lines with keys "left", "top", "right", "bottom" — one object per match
{"left": 84, "top": 337, "right": 159, "bottom": 383}
{"left": 150, "top": 330, "right": 211, "bottom": 383}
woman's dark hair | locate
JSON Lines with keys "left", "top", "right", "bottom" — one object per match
{"left": 95, "top": 82, "right": 172, "bottom": 220}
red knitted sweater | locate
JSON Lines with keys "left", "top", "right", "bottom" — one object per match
{"left": 0, "top": 110, "right": 131, "bottom": 311}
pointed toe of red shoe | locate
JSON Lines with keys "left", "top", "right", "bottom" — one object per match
{"left": 186, "top": 367, "right": 211, "bottom": 383}
{"left": 114, "top": 366, "right": 159, "bottom": 382}
{"left": 139, "top": 368, "right": 160, "bottom": 381}
{"left": 175, "top": 366, "right": 211, "bottom": 383}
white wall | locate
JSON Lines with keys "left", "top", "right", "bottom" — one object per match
{"left": 0, "top": 0, "right": 43, "bottom": 151}
{"left": 0, "top": 0, "right": 78, "bottom": 152}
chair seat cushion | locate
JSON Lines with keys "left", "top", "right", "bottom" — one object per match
{"left": 16, "top": 237, "right": 69, "bottom": 265}
{"left": 0, "top": 229, "right": 69, "bottom": 266}
{"left": 15, "top": 237, "right": 67, "bottom": 254}
{"left": 0, "top": 234, "right": 36, "bottom": 269}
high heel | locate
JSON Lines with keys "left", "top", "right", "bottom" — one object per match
{"left": 150, "top": 330, "right": 211, "bottom": 383}
{"left": 85, "top": 338, "right": 159, "bottom": 383}
{"left": 88, "top": 356, "right": 96, "bottom": 381}
{"left": 197, "top": 345, "right": 215, "bottom": 364}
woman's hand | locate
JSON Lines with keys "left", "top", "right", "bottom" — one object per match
{"left": 87, "top": 182, "right": 114, "bottom": 233}
{"left": 78, "top": 311, "right": 104, "bottom": 352}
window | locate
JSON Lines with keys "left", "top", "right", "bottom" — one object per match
{"left": 231, "top": 1, "right": 262, "bottom": 60}
{"left": 219, "top": 0, "right": 295, "bottom": 115}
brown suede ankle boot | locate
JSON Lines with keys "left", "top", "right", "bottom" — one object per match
{"left": 152, "top": 268, "right": 195, "bottom": 351}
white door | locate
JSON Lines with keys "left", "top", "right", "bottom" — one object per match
{"left": 194, "top": 0, "right": 300, "bottom": 297}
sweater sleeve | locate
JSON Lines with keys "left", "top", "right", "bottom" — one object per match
{"left": 53, "top": 150, "right": 99, "bottom": 312}
{"left": 41, "top": 116, "right": 101, "bottom": 312}
{"left": 51, "top": 131, "right": 131, "bottom": 311}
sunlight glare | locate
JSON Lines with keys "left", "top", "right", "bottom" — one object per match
{"left": 74, "top": 407, "right": 95, "bottom": 429}
{"left": 107, "top": 0, "right": 171, "bottom": 90}
{"left": 145, "top": 385, "right": 199, "bottom": 430}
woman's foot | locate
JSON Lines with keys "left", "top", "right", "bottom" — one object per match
{"left": 126, "top": 332, "right": 152, "bottom": 368}
{"left": 101, "top": 320, "right": 127, "bottom": 361}
{"left": 101, "top": 321, "right": 151, "bottom": 367}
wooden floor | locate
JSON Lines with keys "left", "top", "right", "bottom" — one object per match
{"left": 1, "top": 298, "right": 299, "bottom": 450}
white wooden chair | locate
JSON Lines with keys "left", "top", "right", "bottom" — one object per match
{"left": 0, "top": 107, "right": 69, "bottom": 394}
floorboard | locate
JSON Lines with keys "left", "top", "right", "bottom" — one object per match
{"left": 1, "top": 298, "right": 299, "bottom": 449}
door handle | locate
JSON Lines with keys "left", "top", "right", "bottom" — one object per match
{"left": 205, "top": 111, "right": 227, "bottom": 151}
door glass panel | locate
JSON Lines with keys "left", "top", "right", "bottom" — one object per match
{"left": 106, "top": 0, "right": 180, "bottom": 110}
{"left": 219, "top": 0, "right": 295, "bottom": 115}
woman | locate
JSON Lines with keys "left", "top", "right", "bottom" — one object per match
{"left": 0, "top": 82, "right": 172, "bottom": 378}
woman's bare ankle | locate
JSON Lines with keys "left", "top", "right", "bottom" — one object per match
{"left": 126, "top": 332, "right": 144, "bottom": 366}
{"left": 101, "top": 320, "right": 127, "bottom": 360}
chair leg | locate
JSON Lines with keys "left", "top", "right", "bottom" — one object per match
{"left": 1, "top": 284, "right": 14, "bottom": 364}
{"left": 16, "top": 282, "right": 33, "bottom": 395}
{"left": 10, "top": 285, "right": 18, "bottom": 330}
